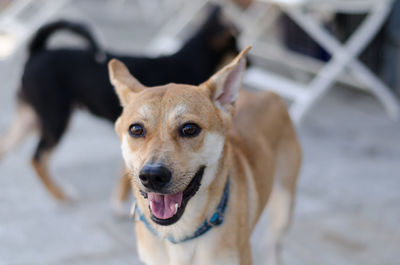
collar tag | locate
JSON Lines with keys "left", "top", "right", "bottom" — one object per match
{"left": 209, "top": 212, "right": 223, "bottom": 226}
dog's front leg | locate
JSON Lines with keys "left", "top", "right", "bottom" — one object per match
{"left": 192, "top": 252, "right": 242, "bottom": 265}
{"left": 190, "top": 242, "right": 245, "bottom": 265}
{"left": 165, "top": 241, "right": 240, "bottom": 265}
{"left": 164, "top": 241, "right": 197, "bottom": 265}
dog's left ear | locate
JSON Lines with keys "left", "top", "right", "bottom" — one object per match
{"left": 108, "top": 59, "right": 145, "bottom": 107}
{"left": 203, "top": 46, "right": 251, "bottom": 113}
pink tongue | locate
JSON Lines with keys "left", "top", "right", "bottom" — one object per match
{"left": 148, "top": 192, "right": 183, "bottom": 219}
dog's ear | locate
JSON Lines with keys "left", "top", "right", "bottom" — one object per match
{"left": 108, "top": 59, "right": 145, "bottom": 106}
{"left": 202, "top": 46, "right": 251, "bottom": 113}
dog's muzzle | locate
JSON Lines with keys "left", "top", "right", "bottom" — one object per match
{"left": 139, "top": 165, "right": 206, "bottom": 226}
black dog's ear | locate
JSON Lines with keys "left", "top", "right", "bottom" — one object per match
{"left": 202, "top": 4, "right": 240, "bottom": 53}
{"left": 207, "top": 4, "right": 222, "bottom": 21}
{"left": 108, "top": 59, "right": 145, "bottom": 107}
{"left": 200, "top": 4, "right": 222, "bottom": 31}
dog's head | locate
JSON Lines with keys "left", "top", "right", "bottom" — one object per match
{"left": 202, "top": 5, "right": 239, "bottom": 55}
{"left": 185, "top": 5, "right": 242, "bottom": 74}
{"left": 109, "top": 47, "right": 250, "bottom": 226}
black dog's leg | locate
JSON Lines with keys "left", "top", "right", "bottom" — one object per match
{"left": 0, "top": 102, "right": 37, "bottom": 161}
{"left": 31, "top": 139, "right": 66, "bottom": 200}
{"left": 30, "top": 102, "right": 72, "bottom": 201}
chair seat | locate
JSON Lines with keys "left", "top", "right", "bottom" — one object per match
{"left": 259, "top": 0, "right": 390, "bottom": 13}
{"left": 246, "top": 0, "right": 398, "bottom": 123}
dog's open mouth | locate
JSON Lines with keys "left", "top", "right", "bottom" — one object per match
{"left": 142, "top": 166, "right": 205, "bottom": 226}
{"left": 148, "top": 192, "right": 183, "bottom": 220}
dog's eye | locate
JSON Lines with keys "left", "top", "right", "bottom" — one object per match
{"left": 179, "top": 123, "right": 201, "bottom": 138}
{"left": 129, "top": 124, "right": 145, "bottom": 137}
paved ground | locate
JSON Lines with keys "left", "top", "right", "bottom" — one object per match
{"left": 1, "top": 1, "right": 400, "bottom": 265}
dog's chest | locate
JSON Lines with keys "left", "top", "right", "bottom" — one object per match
{"left": 165, "top": 241, "right": 196, "bottom": 264}
{"left": 164, "top": 234, "right": 239, "bottom": 265}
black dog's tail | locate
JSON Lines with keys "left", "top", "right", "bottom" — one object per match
{"left": 28, "top": 20, "right": 105, "bottom": 60}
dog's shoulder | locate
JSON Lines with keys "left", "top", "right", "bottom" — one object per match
{"left": 232, "top": 90, "right": 290, "bottom": 144}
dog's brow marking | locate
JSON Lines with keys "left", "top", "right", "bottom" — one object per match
{"left": 137, "top": 104, "right": 151, "bottom": 119}
{"left": 168, "top": 104, "right": 187, "bottom": 121}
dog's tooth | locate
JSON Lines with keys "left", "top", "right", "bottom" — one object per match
{"left": 150, "top": 201, "right": 153, "bottom": 212}
{"left": 174, "top": 203, "right": 179, "bottom": 214}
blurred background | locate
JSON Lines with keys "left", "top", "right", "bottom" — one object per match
{"left": 0, "top": 0, "right": 399, "bottom": 264}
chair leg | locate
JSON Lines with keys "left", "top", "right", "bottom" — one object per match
{"left": 286, "top": 2, "right": 399, "bottom": 122}
{"left": 240, "top": 4, "right": 280, "bottom": 45}
{"left": 147, "top": 0, "right": 209, "bottom": 54}
{"left": 349, "top": 62, "right": 399, "bottom": 119}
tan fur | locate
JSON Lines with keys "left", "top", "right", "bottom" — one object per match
{"left": 31, "top": 150, "right": 67, "bottom": 200}
{"left": 0, "top": 103, "right": 37, "bottom": 161}
{"left": 114, "top": 173, "right": 132, "bottom": 203}
{"left": 0, "top": 102, "right": 68, "bottom": 200}
{"left": 109, "top": 47, "right": 301, "bottom": 265}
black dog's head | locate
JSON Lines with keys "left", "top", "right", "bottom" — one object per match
{"left": 174, "top": 5, "right": 247, "bottom": 85}
{"left": 201, "top": 5, "right": 239, "bottom": 56}
{"left": 179, "top": 5, "right": 241, "bottom": 69}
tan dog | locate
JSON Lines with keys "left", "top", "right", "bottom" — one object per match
{"left": 109, "top": 47, "right": 301, "bottom": 265}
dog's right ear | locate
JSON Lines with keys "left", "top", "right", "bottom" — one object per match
{"left": 108, "top": 59, "right": 145, "bottom": 106}
{"left": 202, "top": 46, "right": 250, "bottom": 113}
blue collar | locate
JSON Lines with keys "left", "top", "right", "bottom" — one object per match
{"left": 132, "top": 178, "right": 230, "bottom": 244}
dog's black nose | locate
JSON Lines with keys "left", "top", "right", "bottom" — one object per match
{"left": 139, "top": 164, "right": 172, "bottom": 191}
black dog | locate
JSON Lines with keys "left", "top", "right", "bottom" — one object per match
{"left": 0, "top": 6, "right": 239, "bottom": 200}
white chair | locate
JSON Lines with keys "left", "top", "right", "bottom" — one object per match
{"left": 144, "top": 0, "right": 399, "bottom": 124}
{"left": 242, "top": 0, "right": 399, "bottom": 124}
{"left": 146, "top": 0, "right": 210, "bottom": 55}
{"left": 0, "top": 0, "right": 69, "bottom": 60}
